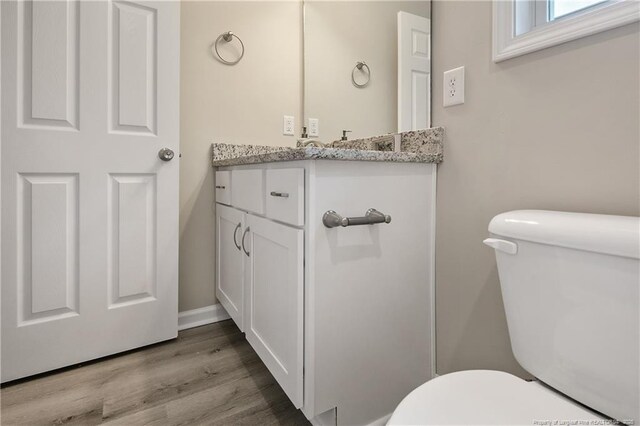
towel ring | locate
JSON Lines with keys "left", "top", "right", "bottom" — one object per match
{"left": 352, "top": 61, "right": 371, "bottom": 88}
{"left": 213, "top": 31, "right": 245, "bottom": 65}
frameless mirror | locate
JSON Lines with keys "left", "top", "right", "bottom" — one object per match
{"left": 303, "top": 1, "right": 431, "bottom": 143}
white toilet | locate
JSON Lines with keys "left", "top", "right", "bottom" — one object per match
{"left": 389, "top": 210, "right": 639, "bottom": 425}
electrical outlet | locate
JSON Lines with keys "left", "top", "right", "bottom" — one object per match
{"left": 283, "top": 115, "right": 295, "bottom": 136}
{"left": 308, "top": 118, "right": 319, "bottom": 137}
{"left": 443, "top": 66, "right": 465, "bottom": 107}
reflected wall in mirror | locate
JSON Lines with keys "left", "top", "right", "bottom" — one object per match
{"left": 303, "top": 1, "right": 431, "bottom": 143}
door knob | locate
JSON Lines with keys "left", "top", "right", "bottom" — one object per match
{"left": 158, "top": 148, "right": 175, "bottom": 161}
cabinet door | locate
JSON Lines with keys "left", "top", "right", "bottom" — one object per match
{"left": 215, "top": 204, "right": 245, "bottom": 331}
{"left": 244, "top": 215, "right": 304, "bottom": 408}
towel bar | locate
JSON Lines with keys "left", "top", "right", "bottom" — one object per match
{"left": 322, "top": 208, "right": 391, "bottom": 228}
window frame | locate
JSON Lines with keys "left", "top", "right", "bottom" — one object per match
{"left": 493, "top": 0, "right": 640, "bottom": 62}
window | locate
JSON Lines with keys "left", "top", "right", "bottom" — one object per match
{"left": 493, "top": 0, "right": 639, "bottom": 62}
{"left": 551, "top": 0, "right": 607, "bottom": 19}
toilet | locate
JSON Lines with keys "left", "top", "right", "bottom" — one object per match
{"left": 389, "top": 210, "right": 639, "bottom": 425}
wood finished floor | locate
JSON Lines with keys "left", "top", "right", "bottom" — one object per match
{"left": 0, "top": 320, "right": 310, "bottom": 426}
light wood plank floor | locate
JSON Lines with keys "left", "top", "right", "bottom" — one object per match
{"left": 0, "top": 320, "right": 310, "bottom": 426}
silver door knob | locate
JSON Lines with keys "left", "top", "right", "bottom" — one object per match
{"left": 158, "top": 148, "right": 175, "bottom": 161}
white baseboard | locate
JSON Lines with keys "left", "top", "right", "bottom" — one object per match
{"left": 309, "top": 408, "right": 336, "bottom": 426}
{"left": 366, "top": 413, "right": 392, "bottom": 426}
{"left": 178, "top": 303, "right": 230, "bottom": 331}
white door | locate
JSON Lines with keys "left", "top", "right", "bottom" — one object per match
{"left": 398, "top": 11, "right": 431, "bottom": 132}
{"left": 1, "top": 0, "right": 180, "bottom": 382}
{"left": 215, "top": 204, "right": 245, "bottom": 331}
{"left": 244, "top": 215, "right": 304, "bottom": 408}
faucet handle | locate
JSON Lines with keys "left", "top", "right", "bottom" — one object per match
{"left": 341, "top": 130, "right": 352, "bottom": 141}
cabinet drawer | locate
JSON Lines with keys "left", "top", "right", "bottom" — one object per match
{"left": 215, "top": 171, "right": 231, "bottom": 205}
{"left": 231, "top": 169, "right": 264, "bottom": 214}
{"left": 266, "top": 169, "right": 304, "bottom": 226}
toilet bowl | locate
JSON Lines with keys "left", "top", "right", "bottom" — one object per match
{"left": 388, "top": 370, "right": 602, "bottom": 425}
{"left": 389, "top": 210, "right": 639, "bottom": 425}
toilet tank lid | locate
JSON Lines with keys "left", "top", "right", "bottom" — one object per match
{"left": 488, "top": 210, "right": 640, "bottom": 260}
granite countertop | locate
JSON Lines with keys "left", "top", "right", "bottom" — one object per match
{"left": 211, "top": 127, "right": 444, "bottom": 167}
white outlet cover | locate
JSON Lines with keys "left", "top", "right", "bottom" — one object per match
{"left": 443, "top": 66, "right": 465, "bottom": 107}
{"left": 308, "top": 118, "right": 319, "bottom": 137}
{"left": 283, "top": 115, "right": 295, "bottom": 136}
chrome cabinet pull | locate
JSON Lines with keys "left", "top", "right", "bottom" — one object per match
{"left": 270, "top": 191, "right": 289, "bottom": 198}
{"left": 241, "top": 227, "right": 250, "bottom": 256}
{"left": 322, "top": 208, "right": 391, "bottom": 228}
{"left": 216, "top": 185, "right": 226, "bottom": 189}
{"left": 233, "top": 223, "right": 242, "bottom": 250}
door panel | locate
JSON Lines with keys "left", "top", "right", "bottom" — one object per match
{"left": 17, "top": 173, "right": 79, "bottom": 325}
{"left": 19, "top": 0, "right": 79, "bottom": 129}
{"left": 108, "top": 174, "right": 157, "bottom": 307}
{"left": 109, "top": 0, "right": 157, "bottom": 134}
{"left": 245, "top": 214, "right": 304, "bottom": 408}
{"left": 215, "top": 204, "right": 245, "bottom": 331}
{"left": 1, "top": 0, "right": 180, "bottom": 382}
{"left": 398, "top": 11, "right": 430, "bottom": 132}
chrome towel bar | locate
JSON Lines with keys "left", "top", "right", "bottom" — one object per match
{"left": 322, "top": 209, "right": 391, "bottom": 228}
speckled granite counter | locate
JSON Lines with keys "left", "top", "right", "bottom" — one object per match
{"left": 211, "top": 127, "right": 444, "bottom": 167}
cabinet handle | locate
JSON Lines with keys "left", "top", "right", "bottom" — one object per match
{"left": 241, "top": 227, "right": 250, "bottom": 257}
{"left": 215, "top": 185, "right": 226, "bottom": 189}
{"left": 233, "top": 223, "right": 242, "bottom": 250}
{"left": 270, "top": 191, "right": 289, "bottom": 198}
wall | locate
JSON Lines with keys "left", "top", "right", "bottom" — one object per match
{"left": 180, "top": 1, "right": 303, "bottom": 311}
{"left": 431, "top": 1, "right": 639, "bottom": 377}
{"left": 304, "top": 1, "right": 429, "bottom": 141}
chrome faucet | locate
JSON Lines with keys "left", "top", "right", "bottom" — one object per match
{"left": 297, "top": 138, "right": 327, "bottom": 148}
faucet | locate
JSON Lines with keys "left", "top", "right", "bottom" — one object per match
{"left": 297, "top": 126, "right": 327, "bottom": 147}
{"left": 297, "top": 138, "right": 327, "bottom": 148}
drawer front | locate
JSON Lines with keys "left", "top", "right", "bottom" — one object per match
{"left": 231, "top": 169, "right": 264, "bottom": 214}
{"left": 215, "top": 171, "right": 231, "bottom": 205}
{"left": 266, "top": 168, "right": 304, "bottom": 226}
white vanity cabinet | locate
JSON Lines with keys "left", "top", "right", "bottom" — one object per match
{"left": 214, "top": 160, "right": 436, "bottom": 425}
{"left": 215, "top": 168, "right": 305, "bottom": 408}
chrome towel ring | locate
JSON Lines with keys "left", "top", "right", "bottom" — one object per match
{"left": 213, "top": 31, "right": 245, "bottom": 65}
{"left": 352, "top": 61, "right": 371, "bottom": 88}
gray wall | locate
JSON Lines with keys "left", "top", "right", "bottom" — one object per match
{"left": 180, "top": 1, "right": 302, "bottom": 311}
{"left": 431, "top": 1, "right": 639, "bottom": 377}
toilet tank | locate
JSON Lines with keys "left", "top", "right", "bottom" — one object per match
{"left": 486, "top": 210, "right": 639, "bottom": 423}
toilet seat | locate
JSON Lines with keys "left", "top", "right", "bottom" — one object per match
{"left": 387, "top": 370, "right": 604, "bottom": 425}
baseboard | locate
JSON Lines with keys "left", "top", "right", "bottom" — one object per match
{"left": 178, "top": 303, "right": 230, "bottom": 331}
{"left": 309, "top": 408, "right": 336, "bottom": 426}
{"left": 366, "top": 413, "right": 392, "bottom": 426}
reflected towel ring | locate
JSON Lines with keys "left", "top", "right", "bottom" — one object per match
{"left": 352, "top": 61, "right": 371, "bottom": 88}
{"left": 213, "top": 31, "right": 245, "bottom": 65}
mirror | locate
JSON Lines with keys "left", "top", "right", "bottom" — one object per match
{"left": 303, "top": 1, "right": 431, "bottom": 143}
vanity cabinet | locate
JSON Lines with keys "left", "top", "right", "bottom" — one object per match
{"left": 215, "top": 194, "right": 304, "bottom": 407}
{"left": 214, "top": 160, "right": 436, "bottom": 425}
